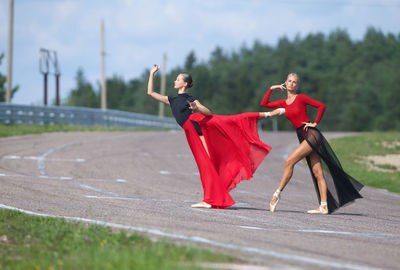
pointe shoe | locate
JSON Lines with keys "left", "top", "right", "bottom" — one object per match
{"left": 307, "top": 206, "right": 328, "bottom": 215}
{"left": 191, "top": 202, "right": 212, "bottom": 209}
{"left": 270, "top": 190, "right": 281, "bottom": 212}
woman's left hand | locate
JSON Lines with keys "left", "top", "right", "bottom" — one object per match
{"left": 302, "top": 122, "right": 317, "bottom": 131}
{"left": 188, "top": 101, "right": 198, "bottom": 112}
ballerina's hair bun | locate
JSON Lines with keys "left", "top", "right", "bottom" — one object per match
{"left": 181, "top": 73, "right": 194, "bottom": 88}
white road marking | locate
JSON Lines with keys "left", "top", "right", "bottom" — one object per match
{"left": 60, "top": 177, "right": 73, "bottom": 181}
{"left": 199, "top": 263, "right": 271, "bottom": 270}
{"left": 141, "top": 152, "right": 191, "bottom": 158}
{"left": 85, "top": 195, "right": 137, "bottom": 200}
{"left": 38, "top": 142, "right": 77, "bottom": 176}
{"left": 3, "top": 155, "right": 85, "bottom": 162}
{"left": 239, "top": 226, "right": 265, "bottom": 230}
{"left": 2, "top": 171, "right": 396, "bottom": 242}
{"left": 190, "top": 208, "right": 400, "bottom": 242}
{"left": 298, "top": 229, "right": 397, "bottom": 239}
{"left": 84, "top": 195, "right": 172, "bottom": 202}
{"left": 0, "top": 203, "right": 377, "bottom": 270}
{"left": 0, "top": 173, "right": 126, "bottom": 183}
{"left": 159, "top": 170, "right": 199, "bottom": 176}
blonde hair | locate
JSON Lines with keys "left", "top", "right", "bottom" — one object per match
{"left": 287, "top": 73, "right": 300, "bottom": 83}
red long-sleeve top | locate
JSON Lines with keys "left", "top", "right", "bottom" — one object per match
{"left": 260, "top": 88, "right": 326, "bottom": 129}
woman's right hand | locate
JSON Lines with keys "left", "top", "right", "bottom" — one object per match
{"left": 270, "top": 83, "right": 286, "bottom": 91}
{"left": 151, "top": 64, "right": 160, "bottom": 74}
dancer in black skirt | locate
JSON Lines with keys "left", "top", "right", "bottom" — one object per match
{"left": 261, "top": 73, "right": 363, "bottom": 214}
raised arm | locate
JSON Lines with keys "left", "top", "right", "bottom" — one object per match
{"left": 260, "top": 84, "right": 286, "bottom": 109}
{"left": 147, "top": 64, "right": 169, "bottom": 104}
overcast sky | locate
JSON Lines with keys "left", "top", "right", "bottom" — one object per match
{"left": 1, "top": 0, "right": 399, "bottom": 105}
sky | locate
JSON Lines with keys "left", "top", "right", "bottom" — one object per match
{"left": 0, "top": 0, "right": 400, "bottom": 105}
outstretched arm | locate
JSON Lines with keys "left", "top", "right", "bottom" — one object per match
{"left": 261, "top": 108, "right": 285, "bottom": 119}
{"left": 147, "top": 64, "right": 169, "bottom": 104}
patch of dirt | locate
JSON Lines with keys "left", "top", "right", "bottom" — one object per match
{"left": 380, "top": 141, "right": 400, "bottom": 149}
{"left": 360, "top": 154, "right": 400, "bottom": 173}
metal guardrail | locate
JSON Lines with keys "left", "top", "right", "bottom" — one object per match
{"left": 0, "top": 103, "right": 180, "bottom": 129}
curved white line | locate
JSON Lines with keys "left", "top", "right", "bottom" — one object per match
{"left": 0, "top": 203, "right": 379, "bottom": 270}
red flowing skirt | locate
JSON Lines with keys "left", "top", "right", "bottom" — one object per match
{"left": 183, "top": 112, "right": 271, "bottom": 208}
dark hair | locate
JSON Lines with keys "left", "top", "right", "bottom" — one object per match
{"left": 181, "top": 73, "right": 194, "bottom": 88}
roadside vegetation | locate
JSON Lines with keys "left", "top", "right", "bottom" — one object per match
{"left": 0, "top": 124, "right": 150, "bottom": 138}
{"left": 0, "top": 126, "right": 398, "bottom": 269}
{"left": 0, "top": 209, "right": 235, "bottom": 270}
{"left": 330, "top": 132, "right": 400, "bottom": 193}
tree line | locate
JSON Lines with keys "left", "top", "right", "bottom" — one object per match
{"left": 64, "top": 27, "right": 400, "bottom": 131}
{"left": 0, "top": 53, "right": 19, "bottom": 102}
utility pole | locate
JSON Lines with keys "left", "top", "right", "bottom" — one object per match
{"left": 39, "top": 49, "right": 60, "bottom": 106}
{"left": 39, "top": 49, "right": 49, "bottom": 106}
{"left": 6, "top": 0, "right": 14, "bottom": 103}
{"left": 51, "top": 51, "right": 61, "bottom": 106}
{"left": 158, "top": 53, "right": 167, "bottom": 117}
{"left": 101, "top": 20, "right": 107, "bottom": 111}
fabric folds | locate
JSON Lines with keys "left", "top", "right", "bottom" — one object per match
{"left": 183, "top": 112, "right": 271, "bottom": 209}
{"left": 296, "top": 126, "right": 363, "bottom": 213}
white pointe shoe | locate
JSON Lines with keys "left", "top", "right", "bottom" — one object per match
{"left": 270, "top": 190, "right": 281, "bottom": 212}
{"left": 307, "top": 206, "right": 329, "bottom": 215}
{"left": 191, "top": 202, "right": 212, "bottom": 209}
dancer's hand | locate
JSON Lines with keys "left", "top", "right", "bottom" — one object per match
{"left": 270, "top": 83, "right": 286, "bottom": 91}
{"left": 187, "top": 101, "right": 198, "bottom": 112}
{"left": 150, "top": 64, "right": 160, "bottom": 74}
{"left": 188, "top": 100, "right": 212, "bottom": 116}
{"left": 302, "top": 122, "right": 317, "bottom": 131}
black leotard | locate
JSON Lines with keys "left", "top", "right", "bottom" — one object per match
{"left": 168, "top": 93, "right": 203, "bottom": 135}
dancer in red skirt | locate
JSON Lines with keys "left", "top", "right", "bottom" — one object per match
{"left": 261, "top": 73, "right": 363, "bottom": 214}
{"left": 148, "top": 64, "right": 283, "bottom": 209}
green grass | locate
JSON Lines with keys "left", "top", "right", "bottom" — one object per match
{"left": 330, "top": 132, "right": 400, "bottom": 193}
{"left": 0, "top": 124, "right": 154, "bottom": 138}
{"left": 0, "top": 209, "right": 235, "bottom": 270}
{"left": 0, "top": 124, "right": 236, "bottom": 269}
{"left": 1, "top": 126, "right": 398, "bottom": 268}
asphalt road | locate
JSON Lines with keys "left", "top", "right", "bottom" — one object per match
{"left": 0, "top": 130, "right": 399, "bottom": 270}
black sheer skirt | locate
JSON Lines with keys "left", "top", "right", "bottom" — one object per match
{"left": 296, "top": 126, "right": 363, "bottom": 213}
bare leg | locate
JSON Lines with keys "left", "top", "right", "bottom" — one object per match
{"left": 199, "top": 135, "right": 210, "bottom": 157}
{"left": 270, "top": 140, "right": 313, "bottom": 209}
{"left": 192, "top": 135, "right": 212, "bottom": 208}
{"left": 308, "top": 151, "right": 328, "bottom": 213}
{"left": 278, "top": 140, "right": 313, "bottom": 191}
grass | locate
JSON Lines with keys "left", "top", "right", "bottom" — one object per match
{"left": 0, "top": 124, "right": 237, "bottom": 269}
{"left": 330, "top": 132, "right": 400, "bottom": 193}
{"left": 0, "top": 124, "right": 154, "bottom": 138}
{"left": 1, "top": 126, "right": 398, "bottom": 268}
{"left": 0, "top": 209, "right": 235, "bottom": 270}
